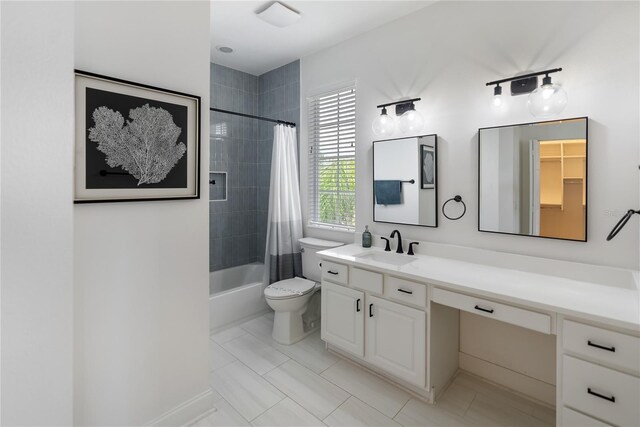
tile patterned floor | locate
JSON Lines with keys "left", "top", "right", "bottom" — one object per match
{"left": 191, "top": 312, "right": 555, "bottom": 427}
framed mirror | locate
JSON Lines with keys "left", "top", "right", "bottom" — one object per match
{"left": 478, "top": 117, "right": 587, "bottom": 241}
{"left": 373, "top": 134, "right": 438, "bottom": 227}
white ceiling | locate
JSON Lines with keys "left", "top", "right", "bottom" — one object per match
{"left": 210, "top": 1, "right": 434, "bottom": 76}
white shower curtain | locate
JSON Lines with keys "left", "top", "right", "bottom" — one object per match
{"left": 264, "top": 124, "right": 303, "bottom": 284}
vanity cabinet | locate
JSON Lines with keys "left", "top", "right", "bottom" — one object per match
{"left": 318, "top": 244, "right": 640, "bottom": 427}
{"left": 559, "top": 318, "right": 640, "bottom": 427}
{"left": 366, "top": 295, "right": 426, "bottom": 387}
{"left": 321, "top": 281, "right": 364, "bottom": 357}
{"left": 321, "top": 261, "right": 428, "bottom": 390}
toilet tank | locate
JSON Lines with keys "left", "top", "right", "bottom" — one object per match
{"left": 299, "top": 237, "right": 344, "bottom": 282}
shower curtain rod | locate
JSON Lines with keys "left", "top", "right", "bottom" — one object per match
{"left": 210, "top": 107, "right": 296, "bottom": 127}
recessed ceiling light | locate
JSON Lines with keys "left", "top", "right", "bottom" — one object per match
{"left": 217, "top": 46, "right": 233, "bottom": 53}
{"left": 256, "top": 1, "right": 301, "bottom": 28}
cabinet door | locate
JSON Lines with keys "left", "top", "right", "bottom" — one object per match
{"left": 321, "top": 281, "right": 364, "bottom": 357}
{"left": 366, "top": 295, "right": 426, "bottom": 387}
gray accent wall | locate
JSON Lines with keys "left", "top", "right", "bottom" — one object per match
{"left": 210, "top": 61, "right": 300, "bottom": 273}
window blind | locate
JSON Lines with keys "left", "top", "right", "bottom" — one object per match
{"left": 308, "top": 86, "right": 356, "bottom": 230}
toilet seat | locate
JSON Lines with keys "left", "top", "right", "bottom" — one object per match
{"left": 265, "top": 277, "right": 317, "bottom": 300}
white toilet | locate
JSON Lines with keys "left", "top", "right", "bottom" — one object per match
{"left": 264, "top": 237, "right": 344, "bottom": 345}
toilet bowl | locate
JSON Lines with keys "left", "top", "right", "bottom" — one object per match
{"left": 264, "top": 237, "right": 343, "bottom": 345}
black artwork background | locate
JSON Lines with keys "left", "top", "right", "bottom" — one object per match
{"left": 85, "top": 87, "right": 189, "bottom": 189}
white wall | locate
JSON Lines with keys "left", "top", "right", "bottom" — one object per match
{"left": 301, "top": 0, "right": 639, "bottom": 270}
{"left": 1, "top": 2, "right": 75, "bottom": 425}
{"left": 73, "top": 2, "right": 211, "bottom": 425}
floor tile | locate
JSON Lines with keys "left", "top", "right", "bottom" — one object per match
{"left": 223, "top": 333, "right": 289, "bottom": 375}
{"left": 465, "top": 393, "right": 549, "bottom": 427}
{"left": 210, "top": 340, "right": 236, "bottom": 372}
{"left": 209, "top": 387, "right": 223, "bottom": 403}
{"left": 531, "top": 404, "right": 555, "bottom": 426}
{"left": 454, "top": 373, "right": 536, "bottom": 415}
{"left": 321, "top": 360, "right": 411, "bottom": 418}
{"left": 271, "top": 331, "right": 339, "bottom": 374}
{"left": 251, "top": 398, "right": 324, "bottom": 427}
{"left": 211, "top": 326, "right": 247, "bottom": 344}
{"left": 393, "top": 398, "right": 474, "bottom": 427}
{"left": 240, "top": 314, "right": 274, "bottom": 343}
{"left": 190, "top": 399, "right": 250, "bottom": 427}
{"left": 264, "top": 360, "right": 350, "bottom": 420}
{"left": 325, "top": 396, "right": 402, "bottom": 427}
{"left": 210, "top": 361, "right": 285, "bottom": 421}
{"left": 435, "top": 381, "right": 476, "bottom": 416}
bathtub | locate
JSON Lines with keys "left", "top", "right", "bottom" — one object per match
{"left": 209, "top": 262, "right": 269, "bottom": 331}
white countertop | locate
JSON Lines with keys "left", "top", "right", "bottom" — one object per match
{"left": 317, "top": 244, "right": 640, "bottom": 332}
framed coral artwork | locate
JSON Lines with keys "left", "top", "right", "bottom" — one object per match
{"left": 74, "top": 70, "right": 200, "bottom": 203}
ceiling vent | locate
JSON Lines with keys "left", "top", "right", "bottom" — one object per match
{"left": 256, "top": 2, "right": 301, "bottom": 28}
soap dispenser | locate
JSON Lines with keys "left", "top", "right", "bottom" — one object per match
{"left": 362, "top": 225, "right": 372, "bottom": 248}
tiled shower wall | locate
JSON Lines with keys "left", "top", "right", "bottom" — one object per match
{"left": 209, "top": 61, "right": 300, "bottom": 273}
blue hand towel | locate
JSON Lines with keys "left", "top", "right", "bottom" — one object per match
{"left": 374, "top": 180, "right": 402, "bottom": 205}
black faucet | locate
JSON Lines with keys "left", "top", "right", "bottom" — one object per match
{"left": 407, "top": 242, "right": 419, "bottom": 256}
{"left": 390, "top": 230, "right": 403, "bottom": 254}
{"left": 381, "top": 237, "right": 391, "bottom": 252}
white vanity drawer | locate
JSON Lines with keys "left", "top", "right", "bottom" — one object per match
{"left": 562, "top": 407, "right": 612, "bottom": 427}
{"left": 350, "top": 267, "right": 383, "bottom": 294}
{"left": 431, "top": 288, "right": 551, "bottom": 334}
{"left": 563, "top": 320, "right": 640, "bottom": 374}
{"left": 562, "top": 355, "right": 640, "bottom": 427}
{"left": 384, "top": 276, "right": 427, "bottom": 308}
{"left": 321, "top": 261, "right": 348, "bottom": 285}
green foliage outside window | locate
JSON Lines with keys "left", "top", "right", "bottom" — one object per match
{"left": 318, "top": 157, "right": 355, "bottom": 227}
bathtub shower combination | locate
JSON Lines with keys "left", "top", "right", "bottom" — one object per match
{"left": 209, "top": 263, "right": 267, "bottom": 330}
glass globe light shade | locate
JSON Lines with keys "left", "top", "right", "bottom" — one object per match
{"left": 528, "top": 82, "right": 568, "bottom": 117}
{"left": 372, "top": 108, "right": 396, "bottom": 137}
{"left": 399, "top": 108, "right": 425, "bottom": 134}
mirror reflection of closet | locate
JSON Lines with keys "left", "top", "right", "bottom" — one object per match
{"left": 478, "top": 117, "right": 587, "bottom": 241}
{"left": 373, "top": 134, "right": 438, "bottom": 227}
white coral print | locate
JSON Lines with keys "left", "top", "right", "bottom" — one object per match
{"left": 88, "top": 104, "right": 186, "bottom": 185}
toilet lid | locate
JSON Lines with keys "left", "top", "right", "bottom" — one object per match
{"left": 265, "top": 277, "right": 316, "bottom": 300}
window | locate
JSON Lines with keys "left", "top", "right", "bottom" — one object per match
{"left": 308, "top": 85, "right": 356, "bottom": 230}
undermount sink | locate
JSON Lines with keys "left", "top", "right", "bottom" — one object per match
{"left": 353, "top": 251, "right": 416, "bottom": 267}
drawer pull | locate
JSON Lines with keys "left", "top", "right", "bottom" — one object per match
{"left": 369, "top": 303, "right": 374, "bottom": 317}
{"left": 587, "top": 340, "right": 616, "bottom": 353}
{"left": 474, "top": 305, "right": 494, "bottom": 314}
{"left": 327, "top": 270, "right": 339, "bottom": 275}
{"left": 356, "top": 298, "right": 361, "bottom": 312}
{"left": 587, "top": 388, "right": 616, "bottom": 403}
{"left": 397, "top": 288, "right": 413, "bottom": 295}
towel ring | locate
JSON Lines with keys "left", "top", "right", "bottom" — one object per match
{"left": 442, "top": 195, "right": 466, "bottom": 221}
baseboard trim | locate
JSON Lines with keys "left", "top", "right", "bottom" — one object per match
{"left": 146, "top": 388, "right": 216, "bottom": 427}
{"left": 459, "top": 352, "right": 555, "bottom": 406}
{"left": 210, "top": 309, "right": 271, "bottom": 335}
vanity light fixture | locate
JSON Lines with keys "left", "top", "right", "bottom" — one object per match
{"left": 373, "top": 98, "right": 424, "bottom": 137}
{"left": 486, "top": 68, "right": 567, "bottom": 117}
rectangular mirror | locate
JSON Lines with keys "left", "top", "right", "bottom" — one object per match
{"left": 478, "top": 117, "right": 587, "bottom": 241}
{"left": 373, "top": 134, "right": 438, "bottom": 227}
